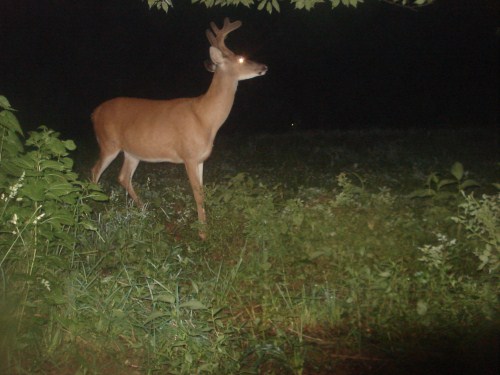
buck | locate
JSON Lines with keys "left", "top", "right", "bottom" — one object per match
{"left": 91, "top": 18, "right": 267, "bottom": 240}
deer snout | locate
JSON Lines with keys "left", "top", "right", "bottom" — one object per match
{"left": 259, "top": 65, "right": 268, "bottom": 76}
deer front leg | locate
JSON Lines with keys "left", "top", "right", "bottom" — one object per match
{"left": 185, "top": 161, "right": 206, "bottom": 240}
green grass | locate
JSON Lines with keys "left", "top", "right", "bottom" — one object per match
{"left": 1, "top": 127, "right": 499, "bottom": 374}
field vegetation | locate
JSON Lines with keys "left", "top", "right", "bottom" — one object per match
{"left": 1, "top": 95, "right": 498, "bottom": 374}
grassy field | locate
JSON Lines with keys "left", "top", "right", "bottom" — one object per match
{"left": 1, "top": 106, "right": 498, "bottom": 374}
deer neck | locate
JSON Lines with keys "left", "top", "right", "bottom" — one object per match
{"left": 197, "top": 71, "right": 238, "bottom": 134}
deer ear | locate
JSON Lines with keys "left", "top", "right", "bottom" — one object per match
{"left": 204, "top": 59, "right": 216, "bottom": 73}
{"left": 209, "top": 46, "right": 225, "bottom": 65}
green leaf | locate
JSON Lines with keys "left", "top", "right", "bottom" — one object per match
{"left": 144, "top": 310, "right": 169, "bottom": 324}
{"left": 437, "top": 178, "right": 455, "bottom": 190}
{"left": 15, "top": 153, "right": 38, "bottom": 170}
{"left": 408, "top": 189, "right": 435, "bottom": 198}
{"left": 0, "top": 110, "right": 23, "bottom": 135}
{"left": 156, "top": 293, "right": 176, "bottom": 303}
{"left": 450, "top": 162, "right": 464, "bottom": 181}
{"left": 425, "top": 172, "right": 439, "bottom": 188}
{"left": 40, "top": 160, "right": 66, "bottom": 172}
{"left": 81, "top": 220, "right": 98, "bottom": 231}
{"left": 87, "top": 191, "right": 109, "bottom": 201}
{"left": 459, "top": 179, "right": 480, "bottom": 191}
{"left": 0, "top": 96, "right": 12, "bottom": 110}
{"left": 0, "top": 130, "right": 24, "bottom": 156}
{"left": 88, "top": 191, "right": 109, "bottom": 202}
{"left": 179, "top": 300, "right": 208, "bottom": 310}
{"left": 52, "top": 209, "right": 77, "bottom": 225}
{"left": 60, "top": 157, "right": 74, "bottom": 169}
{"left": 0, "top": 159, "right": 24, "bottom": 176}
{"left": 21, "top": 182, "right": 45, "bottom": 201}
{"left": 46, "top": 181, "right": 76, "bottom": 198}
{"left": 52, "top": 230, "right": 74, "bottom": 245}
{"left": 47, "top": 138, "right": 68, "bottom": 156}
{"left": 63, "top": 139, "right": 76, "bottom": 151}
{"left": 294, "top": 0, "right": 305, "bottom": 9}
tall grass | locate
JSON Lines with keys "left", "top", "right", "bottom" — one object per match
{"left": 1, "top": 96, "right": 498, "bottom": 374}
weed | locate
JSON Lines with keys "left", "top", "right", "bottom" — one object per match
{"left": 452, "top": 193, "right": 500, "bottom": 273}
{"left": 409, "top": 161, "right": 480, "bottom": 199}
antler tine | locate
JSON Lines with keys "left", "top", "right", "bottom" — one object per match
{"left": 206, "top": 17, "right": 242, "bottom": 56}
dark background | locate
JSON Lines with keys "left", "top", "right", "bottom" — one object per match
{"left": 0, "top": 0, "right": 498, "bottom": 138}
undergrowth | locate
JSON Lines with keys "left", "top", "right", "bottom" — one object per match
{"left": 1, "top": 95, "right": 498, "bottom": 374}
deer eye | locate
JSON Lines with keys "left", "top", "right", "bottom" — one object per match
{"left": 238, "top": 57, "right": 245, "bottom": 64}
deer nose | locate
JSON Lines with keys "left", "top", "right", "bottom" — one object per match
{"left": 260, "top": 65, "right": 268, "bottom": 75}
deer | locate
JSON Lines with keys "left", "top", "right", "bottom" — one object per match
{"left": 90, "top": 18, "right": 267, "bottom": 240}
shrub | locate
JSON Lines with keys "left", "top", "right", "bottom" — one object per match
{"left": 452, "top": 193, "right": 500, "bottom": 273}
{"left": 0, "top": 95, "right": 107, "bottom": 371}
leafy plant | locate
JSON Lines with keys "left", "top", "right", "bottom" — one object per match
{"left": 452, "top": 193, "right": 499, "bottom": 273}
{"left": 418, "top": 233, "right": 457, "bottom": 272}
{"left": 409, "top": 162, "right": 480, "bottom": 199}
{"left": 0, "top": 95, "right": 107, "bottom": 372}
{"left": 332, "top": 172, "right": 365, "bottom": 207}
{"left": 1, "top": 98, "right": 107, "bottom": 265}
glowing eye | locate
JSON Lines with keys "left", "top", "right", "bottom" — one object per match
{"left": 238, "top": 57, "right": 245, "bottom": 64}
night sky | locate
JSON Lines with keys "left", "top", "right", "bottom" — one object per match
{"left": 0, "top": 0, "right": 498, "bottom": 138}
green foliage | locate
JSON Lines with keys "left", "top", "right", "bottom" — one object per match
{"left": 2, "top": 123, "right": 497, "bottom": 374}
{"left": 146, "top": 0, "right": 435, "bottom": 14}
{"left": 409, "top": 160, "right": 498, "bottom": 273}
{"left": 0, "top": 117, "right": 107, "bottom": 260}
{"left": 0, "top": 95, "right": 107, "bottom": 373}
{"left": 146, "top": 0, "right": 172, "bottom": 12}
{"left": 452, "top": 193, "right": 500, "bottom": 273}
{"left": 409, "top": 161, "right": 480, "bottom": 199}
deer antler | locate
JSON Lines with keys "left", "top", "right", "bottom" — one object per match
{"left": 206, "top": 17, "right": 242, "bottom": 57}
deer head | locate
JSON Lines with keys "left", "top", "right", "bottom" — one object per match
{"left": 204, "top": 17, "right": 267, "bottom": 80}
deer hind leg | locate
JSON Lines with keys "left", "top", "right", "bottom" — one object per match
{"left": 185, "top": 161, "right": 206, "bottom": 240}
{"left": 91, "top": 149, "right": 120, "bottom": 183}
{"left": 118, "top": 152, "right": 143, "bottom": 207}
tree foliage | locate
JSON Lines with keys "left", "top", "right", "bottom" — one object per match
{"left": 146, "top": 0, "right": 435, "bottom": 13}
